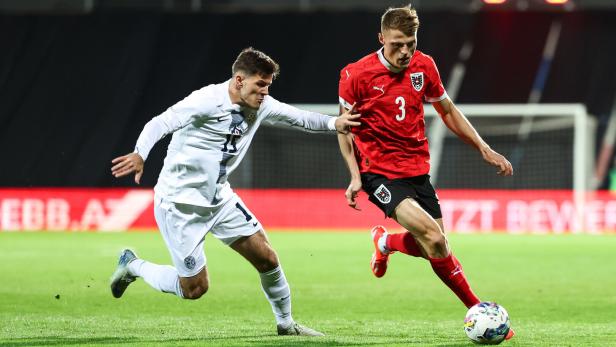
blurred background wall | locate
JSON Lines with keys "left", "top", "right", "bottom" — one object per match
{"left": 1, "top": 0, "right": 615, "bottom": 190}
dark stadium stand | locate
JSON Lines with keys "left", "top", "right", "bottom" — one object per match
{"left": 0, "top": 10, "right": 614, "bottom": 188}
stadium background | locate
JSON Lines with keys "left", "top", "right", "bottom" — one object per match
{"left": 2, "top": 1, "right": 616, "bottom": 346}
{"left": 1, "top": 0, "right": 615, "bottom": 232}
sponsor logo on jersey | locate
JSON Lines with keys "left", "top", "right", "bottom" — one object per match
{"left": 374, "top": 184, "right": 392, "bottom": 204}
{"left": 372, "top": 85, "right": 385, "bottom": 95}
{"left": 410, "top": 72, "right": 424, "bottom": 92}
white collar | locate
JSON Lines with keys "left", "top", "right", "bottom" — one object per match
{"left": 377, "top": 47, "right": 408, "bottom": 74}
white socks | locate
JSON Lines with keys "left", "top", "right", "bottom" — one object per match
{"left": 128, "top": 259, "right": 184, "bottom": 298}
{"left": 259, "top": 265, "right": 293, "bottom": 327}
{"left": 126, "top": 259, "right": 292, "bottom": 325}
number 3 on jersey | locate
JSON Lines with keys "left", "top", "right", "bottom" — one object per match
{"left": 395, "top": 96, "right": 405, "bottom": 121}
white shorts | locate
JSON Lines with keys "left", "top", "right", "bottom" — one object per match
{"left": 153, "top": 193, "right": 263, "bottom": 277}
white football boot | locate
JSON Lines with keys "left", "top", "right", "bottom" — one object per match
{"left": 110, "top": 249, "right": 138, "bottom": 298}
{"left": 277, "top": 322, "right": 324, "bottom": 336}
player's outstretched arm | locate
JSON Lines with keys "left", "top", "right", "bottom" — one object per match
{"left": 263, "top": 97, "right": 360, "bottom": 133}
{"left": 433, "top": 98, "right": 513, "bottom": 176}
{"left": 337, "top": 104, "right": 362, "bottom": 210}
{"left": 111, "top": 153, "right": 144, "bottom": 184}
{"left": 110, "top": 100, "right": 195, "bottom": 185}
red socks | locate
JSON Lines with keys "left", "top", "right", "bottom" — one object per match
{"left": 429, "top": 253, "right": 481, "bottom": 308}
{"left": 385, "top": 232, "right": 480, "bottom": 308}
{"left": 385, "top": 232, "right": 423, "bottom": 257}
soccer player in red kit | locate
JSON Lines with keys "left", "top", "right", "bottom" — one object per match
{"left": 337, "top": 6, "right": 514, "bottom": 339}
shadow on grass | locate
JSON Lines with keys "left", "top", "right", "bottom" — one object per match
{"left": 0, "top": 335, "right": 457, "bottom": 346}
{"left": 0, "top": 337, "right": 140, "bottom": 346}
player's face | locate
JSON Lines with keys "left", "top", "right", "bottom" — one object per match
{"left": 379, "top": 29, "right": 417, "bottom": 69}
{"left": 238, "top": 73, "right": 273, "bottom": 109}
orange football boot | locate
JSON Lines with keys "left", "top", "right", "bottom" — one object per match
{"left": 505, "top": 328, "right": 515, "bottom": 340}
{"left": 370, "top": 226, "right": 393, "bottom": 278}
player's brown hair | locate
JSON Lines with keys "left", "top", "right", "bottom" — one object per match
{"left": 381, "top": 6, "right": 420, "bottom": 36}
{"left": 232, "top": 47, "right": 280, "bottom": 79}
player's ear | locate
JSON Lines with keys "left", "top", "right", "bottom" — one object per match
{"left": 234, "top": 74, "right": 244, "bottom": 89}
{"left": 378, "top": 32, "right": 385, "bottom": 45}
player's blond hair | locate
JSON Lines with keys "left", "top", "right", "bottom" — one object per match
{"left": 381, "top": 6, "right": 420, "bottom": 36}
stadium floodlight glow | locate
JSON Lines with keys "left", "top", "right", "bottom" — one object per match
{"left": 483, "top": 0, "right": 507, "bottom": 3}
{"left": 546, "top": 0, "right": 568, "bottom": 3}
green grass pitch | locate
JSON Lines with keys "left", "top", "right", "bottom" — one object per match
{"left": 1, "top": 231, "right": 615, "bottom": 346}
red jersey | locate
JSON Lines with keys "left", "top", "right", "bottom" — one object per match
{"left": 339, "top": 48, "right": 447, "bottom": 179}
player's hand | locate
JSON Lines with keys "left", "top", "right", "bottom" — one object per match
{"left": 481, "top": 147, "right": 513, "bottom": 176}
{"left": 335, "top": 103, "right": 361, "bottom": 134}
{"left": 345, "top": 178, "right": 362, "bottom": 210}
{"left": 111, "top": 152, "right": 145, "bottom": 184}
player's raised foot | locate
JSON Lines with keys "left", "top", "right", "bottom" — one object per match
{"left": 370, "top": 225, "right": 393, "bottom": 278}
{"left": 505, "top": 327, "right": 515, "bottom": 340}
{"left": 277, "top": 322, "right": 325, "bottom": 336}
{"left": 110, "top": 249, "right": 138, "bottom": 298}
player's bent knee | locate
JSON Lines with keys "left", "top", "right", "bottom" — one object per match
{"left": 182, "top": 283, "right": 209, "bottom": 300}
{"left": 256, "top": 255, "right": 279, "bottom": 273}
{"left": 417, "top": 224, "right": 447, "bottom": 255}
{"left": 180, "top": 274, "right": 209, "bottom": 300}
{"left": 430, "top": 233, "right": 447, "bottom": 250}
{"left": 424, "top": 233, "right": 448, "bottom": 257}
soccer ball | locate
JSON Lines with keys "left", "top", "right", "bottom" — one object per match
{"left": 463, "top": 302, "right": 511, "bottom": 345}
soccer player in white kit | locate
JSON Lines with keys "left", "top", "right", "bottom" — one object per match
{"left": 109, "top": 47, "right": 360, "bottom": 336}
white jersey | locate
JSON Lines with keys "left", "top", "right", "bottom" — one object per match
{"left": 134, "top": 80, "right": 336, "bottom": 208}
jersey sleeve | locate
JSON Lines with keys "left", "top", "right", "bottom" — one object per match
{"left": 261, "top": 96, "right": 336, "bottom": 132}
{"left": 338, "top": 65, "right": 358, "bottom": 110}
{"left": 423, "top": 55, "right": 448, "bottom": 103}
{"left": 134, "top": 89, "right": 217, "bottom": 160}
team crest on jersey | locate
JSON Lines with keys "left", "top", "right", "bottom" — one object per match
{"left": 410, "top": 72, "right": 424, "bottom": 92}
{"left": 374, "top": 184, "right": 392, "bottom": 204}
{"left": 184, "top": 256, "right": 196, "bottom": 270}
{"left": 245, "top": 112, "right": 256, "bottom": 123}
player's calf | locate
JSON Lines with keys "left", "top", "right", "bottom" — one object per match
{"left": 429, "top": 253, "right": 480, "bottom": 308}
